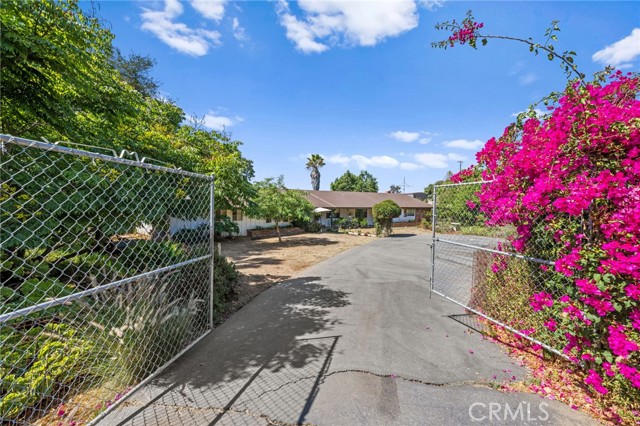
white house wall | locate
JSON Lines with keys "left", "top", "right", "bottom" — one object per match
{"left": 169, "top": 217, "right": 208, "bottom": 234}
{"left": 235, "top": 218, "right": 290, "bottom": 236}
{"left": 169, "top": 214, "right": 288, "bottom": 237}
{"left": 393, "top": 209, "right": 418, "bottom": 223}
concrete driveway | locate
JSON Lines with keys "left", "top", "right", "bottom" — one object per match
{"left": 97, "top": 233, "right": 597, "bottom": 426}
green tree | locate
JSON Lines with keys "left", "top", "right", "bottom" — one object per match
{"left": 429, "top": 167, "right": 484, "bottom": 227}
{"left": 389, "top": 185, "right": 401, "bottom": 193}
{"left": 305, "top": 154, "right": 325, "bottom": 190}
{"left": 247, "top": 177, "right": 314, "bottom": 243}
{"left": 330, "top": 170, "right": 379, "bottom": 192}
{"left": 111, "top": 48, "right": 159, "bottom": 98}
{"left": 176, "top": 126, "right": 255, "bottom": 211}
{"left": 330, "top": 170, "right": 359, "bottom": 191}
{"left": 0, "top": 0, "right": 140, "bottom": 144}
{"left": 358, "top": 171, "right": 379, "bottom": 192}
{"left": 424, "top": 180, "right": 445, "bottom": 200}
{"left": 372, "top": 200, "right": 401, "bottom": 237}
{"left": 0, "top": 0, "right": 256, "bottom": 280}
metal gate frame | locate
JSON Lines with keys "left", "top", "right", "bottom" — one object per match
{"left": 0, "top": 134, "right": 216, "bottom": 425}
{"left": 428, "top": 180, "right": 568, "bottom": 360}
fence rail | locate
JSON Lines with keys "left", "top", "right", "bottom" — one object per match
{"left": 0, "top": 134, "right": 214, "bottom": 425}
{"left": 429, "top": 180, "right": 570, "bottom": 361}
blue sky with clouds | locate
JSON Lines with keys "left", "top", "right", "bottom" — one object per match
{"left": 90, "top": 0, "right": 640, "bottom": 192}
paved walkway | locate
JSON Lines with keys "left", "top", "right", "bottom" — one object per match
{"left": 98, "top": 234, "right": 597, "bottom": 426}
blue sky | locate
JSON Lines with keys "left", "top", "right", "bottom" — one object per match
{"left": 90, "top": 1, "right": 640, "bottom": 192}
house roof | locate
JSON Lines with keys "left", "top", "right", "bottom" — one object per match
{"left": 302, "top": 190, "right": 432, "bottom": 209}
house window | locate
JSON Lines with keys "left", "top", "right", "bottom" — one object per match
{"left": 233, "top": 210, "right": 243, "bottom": 221}
{"left": 331, "top": 211, "right": 340, "bottom": 219}
{"left": 355, "top": 209, "right": 366, "bottom": 219}
{"left": 266, "top": 218, "right": 272, "bottom": 223}
{"left": 405, "top": 209, "right": 416, "bottom": 216}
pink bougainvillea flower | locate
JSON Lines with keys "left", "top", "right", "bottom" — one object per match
{"left": 602, "top": 362, "right": 616, "bottom": 377}
{"left": 581, "top": 353, "right": 595, "bottom": 361}
{"left": 529, "top": 292, "right": 553, "bottom": 311}
{"left": 626, "top": 284, "right": 640, "bottom": 300}
{"left": 543, "top": 318, "right": 557, "bottom": 332}
{"left": 581, "top": 295, "right": 615, "bottom": 317}
{"left": 575, "top": 279, "right": 601, "bottom": 296}
{"left": 631, "top": 309, "right": 640, "bottom": 330}
{"left": 584, "top": 369, "right": 608, "bottom": 395}
{"left": 617, "top": 363, "right": 640, "bottom": 389}
{"left": 608, "top": 325, "right": 639, "bottom": 358}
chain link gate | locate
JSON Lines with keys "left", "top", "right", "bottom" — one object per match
{"left": 0, "top": 135, "right": 215, "bottom": 425}
{"left": 429, "top": 180, "right": 570, "bottom": 360}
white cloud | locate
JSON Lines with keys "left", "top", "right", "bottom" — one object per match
{"left": 509, "top": 61, "right": 524, "bottom": 76}
{"left": 276, "top": 0, "right": 418, "bottom": 53}
{"left": 141, "top": 0, "right": 221, "bottom": 56}
{"left": 232, "top": 17, "right": 248, "bottom": 42}
{"left": 390, "top": 130, "right": 420, "bottom": 142}
{"left": 389, "top": 130, "right": 433, "bottom": 144}
{"left": 202, "top": 112, "right": 243, "bottom": 130}
{"left": 326, "top": 154, "right": 399, "bottom": 169}
{"left": 443, "top": 139, "right": 484, "bottom": 150}
{"left": 414, "top": 153, "right": 448, "bottom": 168}
{"left": 326, "top": 154, "right": 352, "bottom": 167}
{"left": 593, "top": 29, "right": 640, "bottom": 68}
{"left": 447, "top": 153, "right": 466, "bottom": 161}
{"left": 352, "top": 155, "right": 399, "bottom": 169}
{"left": 519, "top": 72, "right": 538, "bottom": 85}
{"left": 511, "top": 108, "right": 546, "bottom": 118}
{"left": 400, "top": 162, "right": 421, "bottom": 170}
{"left": 191, "top": 0, "right": 226, "bottom": 21}
{"left": 418, "top": 0, "right": 445, "bottom": 11}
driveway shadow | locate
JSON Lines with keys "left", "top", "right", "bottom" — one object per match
{"left": 100, "top": 276, "right": 349, "bottom": 426}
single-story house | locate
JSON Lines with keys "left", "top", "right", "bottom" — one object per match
{"left": 304, "top": 190, "right": 432, "bottom": 227}
{"left": 168, "top": 191, "right": 431, "bottom": 237}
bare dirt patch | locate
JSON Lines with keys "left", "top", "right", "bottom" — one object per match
{"left": 218, "top": 232, "right": 375, "bottom": 312}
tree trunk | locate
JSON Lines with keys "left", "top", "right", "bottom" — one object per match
{"left": 276, "top": 222, "right": 282, "bottom": 243}
{"left": 311, "top": 168, "right": 320, "bottom": 190}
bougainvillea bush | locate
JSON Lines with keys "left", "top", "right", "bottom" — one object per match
{"left": 476, "top": 72, "right": 640, "bottom": 400}
{"left": 437, "top": 11, "right": 640, "bottom": 416}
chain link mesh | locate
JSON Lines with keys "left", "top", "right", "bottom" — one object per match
{"left": 1, "top": 137, "right": 213, "bottom": 425}
{"left": 430, "top": 181, "right": 569, "bottom": 356}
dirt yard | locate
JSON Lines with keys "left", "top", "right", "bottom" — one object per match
{"left": 219, "top": 229, "right": 424, "bottom": 312}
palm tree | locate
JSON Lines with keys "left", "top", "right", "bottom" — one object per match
{"left": 305, "top": 154, "right": 325, "bottom": 190}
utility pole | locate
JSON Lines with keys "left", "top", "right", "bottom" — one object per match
{"left": 402, "top": 177, "right": 411, "bottom": 193}
{"left": 458, "top": 161, "right": 463, "bottom": 172}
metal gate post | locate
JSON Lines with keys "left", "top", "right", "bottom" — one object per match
{"left": 429, "top": 188, "right": 437, "bottom": 299}
{"left": 209, "top": 178, "right": 215, "bottom": 330}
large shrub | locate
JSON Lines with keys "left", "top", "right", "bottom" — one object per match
{"left": 372, "top": 200, "right": 401, "bottom": 237}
